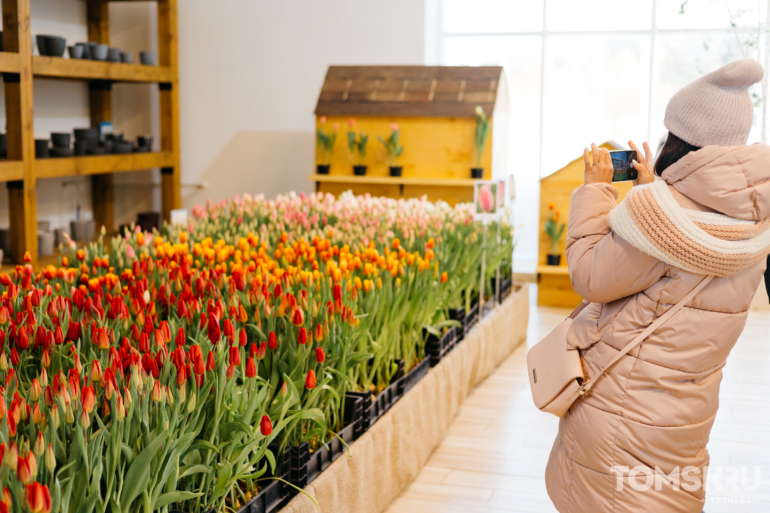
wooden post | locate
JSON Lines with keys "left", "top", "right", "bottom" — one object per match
{"left": 4, "top": 0, "right": 36, "bottom": 263}
{"left": 158, "top": 0, "right": 180, "bottom": 222}
{"left": 87, "top": 0, "right": 114, "bottom": 236}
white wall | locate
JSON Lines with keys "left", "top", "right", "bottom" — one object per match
{"left": 177, "top": 0, "right": 426, "bottom": 207}
{"left": 1, "top": 1, "right": 425, "bottom": 238}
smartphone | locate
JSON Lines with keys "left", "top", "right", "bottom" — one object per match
{"left": 609, "top": 150, "right": 638, "bottom": 182}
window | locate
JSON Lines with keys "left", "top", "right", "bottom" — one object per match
{"left": 430, "top": 0, "right": 770, "bottom": 272}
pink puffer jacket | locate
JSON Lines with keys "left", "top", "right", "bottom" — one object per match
{"left": 545, "top": 144, "right": 770, "bottom": 513}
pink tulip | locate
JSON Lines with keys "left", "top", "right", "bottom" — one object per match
{"left": 333, "top": 123, "right": 339, "bottom": 130}
{"left": 348, "top": 118, "right": 355, "bottom": 127}
{"left": 391, "top": 123, "right": 399, "bottom": 132}
{"left": 320, "top": 116, "right": 326, "bottom": 124}
{"left": 479, "top": 184, "right": 495, "bottom": 213}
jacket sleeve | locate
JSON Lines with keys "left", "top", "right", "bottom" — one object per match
{"left": 565, "top": 183, "right": 667, "bottom": 304}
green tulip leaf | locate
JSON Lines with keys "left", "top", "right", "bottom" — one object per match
{"left": 119, "top": 431, "right": 168, "bottom": 508}
{"left": 154, "top": 490, "right": 204, "bottom": 509}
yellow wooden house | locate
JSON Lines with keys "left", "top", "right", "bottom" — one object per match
{"left": 537, "top": 141, "right": 636, "bottom": 308}
{"left": 311, "top": 65, "right": 508, "bottom": 205}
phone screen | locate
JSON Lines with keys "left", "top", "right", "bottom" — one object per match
{"left": 609, "top": 150, "right": 638, "bottom": 182}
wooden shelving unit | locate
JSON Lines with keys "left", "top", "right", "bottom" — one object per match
{"left": 1, "top": 0, "right": 180, "bottom": 264}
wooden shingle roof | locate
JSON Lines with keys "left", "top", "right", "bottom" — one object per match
{"left": 315, "top": 65, "right": 505, "bottom": 118}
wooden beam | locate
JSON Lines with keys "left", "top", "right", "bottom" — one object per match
{"left": 4, "top": 0, "right": 36, "bottom": 263}
{"left": 35, "top": 152, "right": 175, "bottom": 179}
{"left": 309, "top": 174, "right": 479, "bottom": 187}
{"left": 158, "top": 0, "right": 180, "bottom": 221}
{"left": 0, "top": 52, "right": 20, "bottom": 73}
{"left": 32, "top": 57, "right": 173, "bottom": 83}
{"left": 0, "top": 161, "right": 24, "bottom": 182}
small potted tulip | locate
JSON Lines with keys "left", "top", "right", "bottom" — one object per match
{"left": 544, "top": 202, "right": 565, "bottom": 265}
{"left": 347, "top": 118, "right": 369, "bottom": 175}
{"left": 472, "top": 106, "right": 489, "bottom": 179}
{"left": 378, "top": 123, "right": 404, "bottom": 177}
{"left": 316, "top": 116, "right": 338, "bottom": 174}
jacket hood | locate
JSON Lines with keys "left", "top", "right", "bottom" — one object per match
{"left": 662, "top": 143, "right": 770, "bottom": 221}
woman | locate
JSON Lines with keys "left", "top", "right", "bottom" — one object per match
{"left": 545, "top": 59, "right": 770, "bottom": 513}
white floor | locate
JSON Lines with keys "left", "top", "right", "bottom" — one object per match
{"left": 384, "top": 286, "right": 770, "bottom": 513}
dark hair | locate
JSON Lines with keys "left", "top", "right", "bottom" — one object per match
{"left": 654, "top": 133, "right": 701, "bottom": 176}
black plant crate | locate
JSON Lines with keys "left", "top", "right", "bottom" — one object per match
{"left": 343, "top": 395, "right": 364, "bottom": 440}
{"left": 448, "top": 307, "right": 466, "bottom": 342}
{"left": 425, "top": 327, "right": 453, "bottom": 367}
{"left": 394, "top": 356, "right": 430, "bottom": 396}
{"left": 464, "top": 303, "right": 480, "bottom": 335}
{"left": 290, "top": 442, "right": 310, "bottom": 489}
{"left": 237, "top": 479, "right": 282, "bottom": 513}
{"left": 345, "top": 390, "right": 373, "bottom": 432}
{"left": 305, "top": 443, "right": 329, "bottom": 485}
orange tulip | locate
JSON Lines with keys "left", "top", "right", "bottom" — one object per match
{"left": 305, "top": 370, "right": 316, "bottom": 390}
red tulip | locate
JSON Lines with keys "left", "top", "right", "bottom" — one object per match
{"left": 229, "top": 346, "right": 241, "bottom": 366}
{"left": 292, "top": 308, "right": 304, "bottom": 326}
{"left": 194, "top": 354, "right": 205, "bottom": 376}
{"left": 260, "top": 414, "right": 273, "bottom": 436}
{"left": 238, "top": 329, "right": 247, "bottom": 347}
{"left": 315, "top": 324, "right": 324, "bottom": 342}
{"left": 82, "top": 386, "right": 95, "bottom": 413}
{"left": 24, "top": 481, "right": 51, "bottom": 513}
{"left": 245, "top": 357, "right": 257, "bottom": 378}
{"left": 17, "top": 454, "right": 30, "bottom": 483}
{"left": 175, "top": 327, "right": 186, "bottom": 347}
{"left": 255, "top": 341, "right": 266, "bottom": 360}
{"left": 298, "top": 327, "right": 308, "bottom": 345}
{"left": 207, "top": 313, "right": 221, "bottom": 343}
{"left": 305, "top": 370, "right": 316, "bottom": 390}
{"left": 268, "top": 331, "right": 278, "bottom": 350}
{"left": 206, "top": 351, "right": 215, "bottom": 372}
{"left": 315, "top": 347, "right": 325, "bottom": 363}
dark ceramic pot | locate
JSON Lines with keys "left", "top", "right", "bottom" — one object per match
{"left": 34, "top": 139, "right": 49, "bottom": 159}
{"left": 353, "top": 165, "right": 367, "bottom": 176}
{"left": 317, "top": 164, "right": 330, "bottom": 175}
{"left": 74, "top": 128, "right": 98, "bottom": 143}
{"left": 51, "top": 133, "right": 71, "bottom": 148}
{"left": 546, "top": 254, "right": 561, "bottom": 266}
{"left": 45, "top": 36, "right": 66, "bottom": 58}
{"left": 471, "top": 167, "right": 483, "bottom": 179}
{"left": 0, "top": 133, "right": 7, "bottom": 159}
{"left": 389, "top": 166, "right": 402, "bottom": 177}
{"left": 67, "top": 45, "right": 83, "bottom": 59}
{"left": 140, "top": 51, "right": 155, "bottom": 65}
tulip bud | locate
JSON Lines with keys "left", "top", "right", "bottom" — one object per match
{"left": 45, "top": 443, "right": 56, "bottom": 473}
{"left": 151, "top": 381, "right": 161, "bottom": 403}
{"left": 166, "top": 386, "right": 174, "bottom": 405}
{"left": 178, "top": 382, "right": 186, "bottom": 403}
{"left": 175, "top": 326, "right": 186, "bottom": 347}
{"left": 116, "top": 397, "right": 125, "bottom": 421}
{"left": 3, "top": 443, "right": 16, "bottom": 471}
{"left": 226, "top": 363, "right": 235, "bottom": 380}
{"left": 34, "top": 433, "right": 44, "bottom": 457}
{"left": 281, "top": 380, "right": 288, "bottom": 397}
{"left": 132, "top": 366, "right": 143, "bottom": 390}
{"left": 82, "top": 386, "right": 95, "bottom": 414}
{"left": 79, "top": 408, "right": 89, "bottom": 429}
{"left": 123, "top": 387, "right": 133, "bottom": 409}
{"left": 256, "top": 341, "right": 266, "bottom": 360}
{"left": 31, "top": 404, "right": 41, "bottom": 425}
{"left": 187, "top": 392, "right": 196, "bottom": 413}
{"left": 315, "top": 347, "right": 325, "bottom": 363}
{"left": 298, "top": 327, "right": 308, "bottom": 345}
{"left": 64, "top": 403, "right": 74, "bottom": 425}
{"left": 229, "top": 346, "right": 241, "bottom": 366}
{"left": 260, "top": 415, "right": 273, "bottom": 436}
{"left": 43, "top": 386, "right": 53, "bottom": 408}
{"left": 305, "top": 370, "right": 316, "bottom": 390}
{"left": 27, "top": 452, "right": 37, "bottom": 479}
{"left": 29, "top": 380, "right": 41, "bottom": 402}
{"left": 50, "top": 405, "right": 60, "bottom": 429}
{"left": 315, "top": 324, "right": 324, "bottom": 343}
{"left": 16, "top": 455, "right": 30, "bottom": 484}
{"left": 39, "top": 368, "right": 48, "bottom": 389}
{"left": 90, "top": 360, "right": 101, "bottom": 382}
{"left": 268, "top": 331, "right": 278, "bottom": 350}
{"left": 245, "top": 357, "right": 257, "bottom": 379}
{"left": 0, "top": 353, "right": 7, "bottom": 371}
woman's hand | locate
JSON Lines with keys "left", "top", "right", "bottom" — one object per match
{"left": 628, "top": 140, "right": 654, "bottom": 185}
{"left": 583, "top": 143, "right": 613, "bottom": 184}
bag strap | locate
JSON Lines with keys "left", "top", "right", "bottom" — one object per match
{"left": 580, "top": 275, "right": 713, "bottom": 394}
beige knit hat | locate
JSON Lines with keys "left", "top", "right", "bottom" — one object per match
{"left": 664, "top": 59, "right": 764, "bottom": 147}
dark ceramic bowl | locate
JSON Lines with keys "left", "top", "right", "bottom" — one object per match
{"left": 36, "top": 35, "right": 50, "bottom": 56}
{"left": 120, "top": 52, "right": 133, "bottom": 63}
{"left": 101, "top": 140, "right": 113, "bottom": 154}
{"left": 74, "top": 128, "right": 98, "bottom": 143}
{"left": 45, "top": 36, "right": 66, "bottom": 58}
{"left": 67, "top": 45, "right": 84, "bottom": 59}
{"left": 140, "top": 51, "right": 155, "bottom": 65}
{"left": 137, "top": 135, "right": 152, "bottom": 149}
{"left": 91, "top": 44, "right": 108, "bottom": 61}
{"left": 50, "top": 132, "right": 71, "bottom": 148}
{"left": 86, "top": 145, "right": 107, "bottom": 156}
{"left": 113, "top": 141, "right": 134, "bottom": 154}
{"left": 86, "top": 42, "right": 98, "bottom": 60}
{"left": 105, "top": 133, "right": 124, "bottom": 142}
{"left": 74, "top": 140, "right": 88, "bottom": 156}
{"left": 107, "top": 47, "right": 121, "bottom": 62}
{"left": 35, "top": 139, "right": 49, "bottom": 158}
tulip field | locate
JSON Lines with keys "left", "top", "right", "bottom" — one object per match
{"left": 0, "top": 191, "right": 513, "bottom": 513}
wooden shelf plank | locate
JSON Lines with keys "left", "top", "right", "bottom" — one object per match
{"left": 0, "top": 160, "right": 24, "bottom": 182}
{"left": 0, "top": 52, "right": 20, "bottom": 73}
{"left": 32, "top": 56, "right": 172, "bottom": 82}
{"left": 310, "top": 174, "right": 479, "bottom": 187}
{"left": 35, "top": 152, "right": 175, "bottom": 179}
{"left": 536, "top": 265, "right": 570, "bottom": 276}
